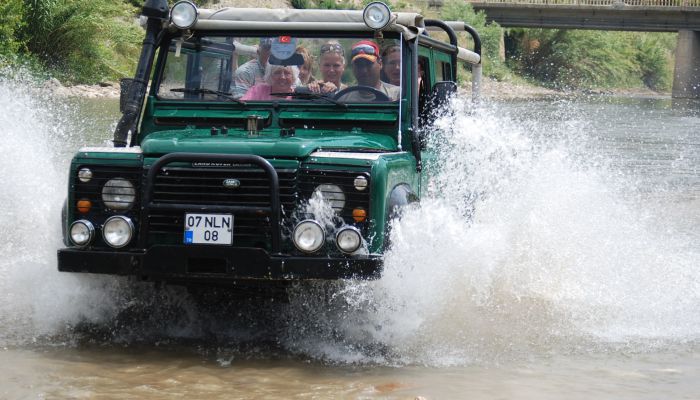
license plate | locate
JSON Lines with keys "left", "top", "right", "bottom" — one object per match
{"left": 183, "top": 213, "right": 233, "bottom": 245}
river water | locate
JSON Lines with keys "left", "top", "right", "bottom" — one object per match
{"left": 0, "top": 75, "right": 699, "bottom": 399}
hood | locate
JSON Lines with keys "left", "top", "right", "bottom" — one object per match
{"left": 140, "top": 129, "right": 398, "bottom": 158}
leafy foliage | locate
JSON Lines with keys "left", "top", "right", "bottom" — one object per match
{"left": 508, "top": 29, "right": 675, "bottom": 90}
{"left": 290, "top": 0, "right": 311, "bottom": 9}
{"left": 438, "top": 0, "right": 507, "bottom": 81}
{"left": 9, "top": 0, "right": 142, "bottom": 84}
{"left": 634, "top": 33, "right": 674, "bottom": 90}
{"left": 0, "top": 0, "right": 25, "bottom": 56}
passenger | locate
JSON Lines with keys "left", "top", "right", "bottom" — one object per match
{"left": 295, "top": 46, "right": 316, "bottom": 85}
{"left": 240, "top": 64, "right": 298, "bottom": 101}
{"left": 380, "top": 45, "right": 401, "bottom": 86}
{"left": 307, "top": 41, "right": 348, "bottom": 94}
{"left": 232, "top": 38, "right": 273, "bottom": 98}
{"left": 338, "top": 40, "right": 399, "bottom": 102}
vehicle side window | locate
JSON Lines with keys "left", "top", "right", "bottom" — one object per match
{"left": 418, "top": 56, "right": 430, "bottom": 127}
{"left": 436, "top": 60, "right": 452, "bottom": 82}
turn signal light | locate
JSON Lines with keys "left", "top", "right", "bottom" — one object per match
{"left": 352, "top": 208, "right": 367, "bottom": 222}
{"left": 76, "top": 199, "right": 92, "bottom": 214}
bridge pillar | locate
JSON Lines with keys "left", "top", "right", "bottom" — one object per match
{"left": 672, "top": 30, "right": 700, "bottom": 99}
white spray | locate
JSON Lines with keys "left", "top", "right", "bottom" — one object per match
{"left": 1, "top": 74, "right": 698, "bottom": 366}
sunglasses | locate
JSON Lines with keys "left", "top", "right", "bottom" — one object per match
{"left": 320, "top": 43, "right": 345, "bottom": 56}
{"left": 351, "top": 44, "right": 378, "bottom": 57}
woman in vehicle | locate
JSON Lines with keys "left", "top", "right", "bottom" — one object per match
{"left": 296, "top": 46, "right": 316, "bottom": 85}
{"left": 307, "top": 41, "right": 348, "bottom": 94}
{"left": 240, "top": 64, "right": 298, "bottom": 101}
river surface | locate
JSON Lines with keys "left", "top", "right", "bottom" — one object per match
{"left": 1, "top": 75, "right": 699, "bottom": 399}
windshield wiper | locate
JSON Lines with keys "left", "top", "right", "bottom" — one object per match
{"left": 170, "top": 88, "right": 244, "bottom": 104}
{"left": 270, "top": 91, "right": 347, "bottom": 108}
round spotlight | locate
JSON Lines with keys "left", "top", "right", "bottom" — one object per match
{"left": 102, "top": 178, "right": 136, "bottom": 211}
{"left": 78, "top": 168, "right": 93, "bottom": 183}
{"left": 171, "top": 1, "right": 198, "bottom": 29}
{"left": 354, "top": 175, "right": 368, "bottom": 191}
{"left": 70, "top": 220, "right": 95, "bottom": 247}
{"left": 336, "top": 226, "right": 362, "bottom": 254}
{"left": 312, "top": 184, "right": 346, "bottom": 210}
{"left": 292, "top": 220, "right": 325, "bottom": 253}
{"left": 102, "top": 216, "right": 134, "bottom": 248}
{"left": 363, "top": 2, "right": 391, "bottom": 30}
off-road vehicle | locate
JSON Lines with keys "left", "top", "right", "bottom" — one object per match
{"left": 58, "top": 0, "right": 481, "bottom": 287}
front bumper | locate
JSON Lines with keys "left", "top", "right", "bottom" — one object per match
{"left": 58, "top": 246, "right": 382, "bottom": 284}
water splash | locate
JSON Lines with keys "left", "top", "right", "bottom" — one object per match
{"left": 1, "top": 73, "right": 698, "bottom": 366}
{"left": 0, "top": 72, "right": 127, "bottom": 345}
{"left": 283, "top": 97, "right": 700, "bottom": 364}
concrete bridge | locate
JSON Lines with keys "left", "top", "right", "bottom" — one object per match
{"left": 461, "top": 0, "right": 700, "bottom": 98}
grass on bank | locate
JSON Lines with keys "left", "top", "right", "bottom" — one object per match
{"left": 1, "top": 0, "right": 143, "bottom": 84}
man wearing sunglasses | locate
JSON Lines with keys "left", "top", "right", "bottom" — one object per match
{"left": 337, "top": 40, "right": 400, "bottom": 102}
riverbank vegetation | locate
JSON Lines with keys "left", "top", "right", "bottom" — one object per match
{"left": 0, "top": 0, "right": 677, "bottom": 92}
{"left": 505, "top": 28, "right": 676, "bottom": 91}
{"left": 0, "top": 0, "right": 142, "bottom": 83}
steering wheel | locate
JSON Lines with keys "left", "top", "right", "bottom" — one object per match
{"left": 332, "top": 85, "right": 391, "bottom": 102}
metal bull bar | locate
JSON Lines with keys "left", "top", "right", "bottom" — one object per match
{"left": 139, "top": 153, "right": 282, "bottom": 253}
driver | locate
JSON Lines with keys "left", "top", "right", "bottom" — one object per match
{"left": 337, "top": 40, "right": 399, "bottom": 102}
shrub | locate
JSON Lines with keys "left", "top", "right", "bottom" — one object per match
{"left": 635, "top": 33, "right": 674, "bottom": 90}
{"left": 0, "top": 0, "right": 25, "bottom": 56}
{"left": 18, "top": 0, "right": 142, "bottom": 84}
{"left": 510, "top": 29, "right": 675, "bottom": 91}
{"left": 290, "top": 0, "right": 311, "bottom": 9}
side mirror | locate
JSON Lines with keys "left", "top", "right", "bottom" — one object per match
{"left": 119, "top": 78, "right": 134, "bottom": 113}
{"left": 142, "top": 0, "right": 169, "bottom": 20}
{"left": 429, "top": 81, "right": 457, "bottom": 110}
{"left": 416, "top": 81, "right": 457, "bottom": 151}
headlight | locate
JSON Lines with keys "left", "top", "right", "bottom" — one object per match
{"left": 363, "top": 2, "right": 391, "bottom": 30}
{"left": 78, "top": 168, "right": 92, "bottom": 183}
{"left": 312, "top": 184, "right": 346, "bottom": 210}
{"left": 336, "top": 226, "right": 362, "bottom": 254}
{"left": 353, "top": 175, "right": 368, "bottom": 191}
{"left": 171, "top": 1, "right": 198, "bottom": 29}
{"left": 102, "top": 178, "right": 136, "bottom": 211}
{"left": 102, "top": 216, "right": 134, "bottom": 248}
{"left": 69, "top": 220, "right": 95, "bottom": 247}
{"left": 292, "top": 220, "right": 325, "bottom": 253}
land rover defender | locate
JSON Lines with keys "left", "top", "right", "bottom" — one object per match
{"left": 57, "top": 0, "right": 481, "bottom": 286}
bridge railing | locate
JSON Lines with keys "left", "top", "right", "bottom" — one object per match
{"left": 466, "top": 0, "right": 700, "bottom": 6}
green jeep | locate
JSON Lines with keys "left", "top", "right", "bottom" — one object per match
{"left": 57, "top": 0, "right": 481, "bottom": 286}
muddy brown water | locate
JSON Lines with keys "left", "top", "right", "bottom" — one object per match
{"left": 1, "top": 80, "right": 699, "bottom": 399}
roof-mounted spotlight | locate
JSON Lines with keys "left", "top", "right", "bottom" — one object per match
{"left": 363, "top": 2, "right": 392, "bottom": 31}
{"left": 171, "top": 1, "right": 198, "bottom": 30}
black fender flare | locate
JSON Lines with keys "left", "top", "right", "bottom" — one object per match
{"left": 61, "top": 198, "right": 69, "bottom": 247}
{"left": 387, "top": 183, "right": 419, "bottom": 220}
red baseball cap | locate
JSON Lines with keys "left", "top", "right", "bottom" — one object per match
{"left": 351, "top": 40, "right": 379, "bottom": 63}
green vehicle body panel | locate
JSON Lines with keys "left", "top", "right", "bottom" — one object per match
{"left": 139, "top": 128, "right": 399, "bottom": 158}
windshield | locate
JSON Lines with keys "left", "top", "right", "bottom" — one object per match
{"left": 156, "top": 35, "right": 402, "bottom": 104}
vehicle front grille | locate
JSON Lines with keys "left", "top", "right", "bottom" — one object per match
{"left": 146, "top": 166, "right": 298, "bottom": 247}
